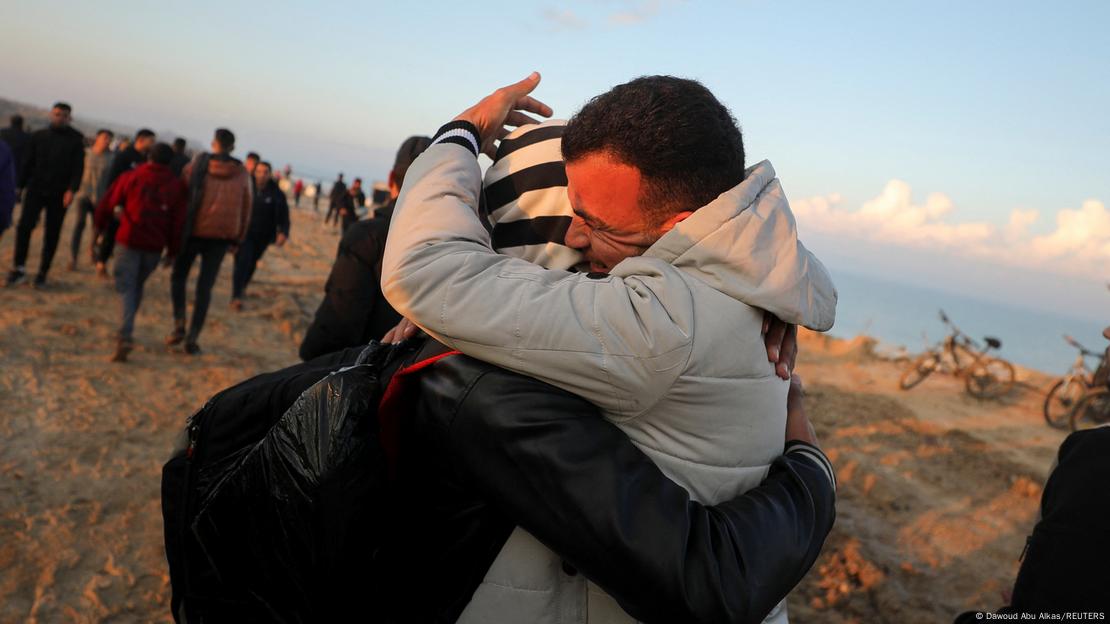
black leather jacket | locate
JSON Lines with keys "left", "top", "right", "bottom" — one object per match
{"left": 388, "top": 352, "right": 836, "bottom": 624}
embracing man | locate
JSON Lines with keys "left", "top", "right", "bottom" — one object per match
{"left": 382, "top": 73, "right": 837, "bottom": 622}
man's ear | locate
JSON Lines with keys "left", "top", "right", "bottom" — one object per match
{"left": 388, "top": 170, "right": 400, "bottom": 199}
{"left": 659, "top": 210, "right": 695, "bottom": 233}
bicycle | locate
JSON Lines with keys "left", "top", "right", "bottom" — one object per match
{"left": 1066, "top": 327, "right": 1110, "bottom": 431}
{"left": 899, "top": 309, "right": 1016, "bottom": 399}
{"left": 1069, "top": 387, "right": 1110, "bottom": 431}
{"left": 1043, "top": 335, "right": 1104, "bottom": 429}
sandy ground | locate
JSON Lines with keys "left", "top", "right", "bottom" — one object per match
{"left": 0, "top": 198, "right": 1070, "bottom": 623}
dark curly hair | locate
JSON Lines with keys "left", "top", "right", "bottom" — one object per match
{"left": 561, "top": 76, "right": 745, "bottom": 225}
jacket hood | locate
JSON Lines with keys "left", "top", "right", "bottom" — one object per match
{"left": 137, "top": 162, "right": 173, "bottom": 178}
{"left": 207, "top": 157, "right": 244, "bottom": 179}
{"left": 641, "top": 160, "right": 837, "bottom": 331}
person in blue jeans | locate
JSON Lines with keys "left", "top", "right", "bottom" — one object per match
{"left": 93, "top": 143, "right": 187, "bottom": 361}
{"left": 230, "top": 160, "right": 289, "bottom": 311}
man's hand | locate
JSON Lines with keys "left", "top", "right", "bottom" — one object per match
{"left": 161, "top": 255, "right": 174, "bottom": 269}
{"left": 62, "top": 190, "right": 74, "bottom": 208}
{"left": 228, "top": 244, "right": 239, "bottom": 256}
{"left": 275, "top": 232, "right": 287, "bottom": 247}
{"left": 454, "top": 72, "right": 553, "bottom": 158}
{"left": 382, "top": 317, "right": 421, "bottom": 344}
{"left": 785, "top": 374, "right": 819, "bottom": 447}
{"left": 762, "top": 311, "right": 798, "bottom": 381}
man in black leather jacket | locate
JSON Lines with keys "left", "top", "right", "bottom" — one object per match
{"left": 378, "top": 345, "right": 836, "bottom": 624}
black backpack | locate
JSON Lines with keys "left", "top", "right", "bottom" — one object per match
{"left": 161, "top": 342, "right": 415, "bottom": 623}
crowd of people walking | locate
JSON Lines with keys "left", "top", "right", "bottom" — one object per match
{"left": 0, "top": 102, "right": 374, "bottom": 362}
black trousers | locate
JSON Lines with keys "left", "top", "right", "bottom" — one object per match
{"left": 70, "top": 197, "right": 96, "bottom": 263}
{"left": 231, "top": 234, "right": 270, "bottom": 299}
{"left": 13, "top": 189, "right": 67, "bottom": 276}
{"left": 96, "top": 218, "right": 121, "bottom": 264}
{"left": 171, "top": 237, "right": 230, "bottom": 342}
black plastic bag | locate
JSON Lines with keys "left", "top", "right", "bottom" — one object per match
{"left": 186, "top": 343, "right": 400, "bottom": 622}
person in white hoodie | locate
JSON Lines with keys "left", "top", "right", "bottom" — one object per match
{"left": 381, "top": 73, "right": 838, "bottom": 623}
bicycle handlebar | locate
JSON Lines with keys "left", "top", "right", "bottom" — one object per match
{"left": 1064, "top": 334, "right": 1098, "bottom": 357}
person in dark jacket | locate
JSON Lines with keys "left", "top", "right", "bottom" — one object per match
{"left": 244, "top": 151, "right": 260, "bottom": 195}
{"left": 312, "top": 180, "right": 323, "bottom": 212}
{"left": 6, "top": 102, "right": 85, "bottom": 287}
{"left": 325, "top": 173, "right": 346, "bottom": 227}
{"left": 230, "top": 160, "right": 289, "bottom": 310}
{"left": 0, "top": 140, "right": 15, "bottom": 241}
{"left": 954, "top": 426, "right": 1110, "bottom": 621}
{"left": 336, "top": 176, "right": 365, "bottom": 233}
{"left": 375, "top": 342, "right": 836, "bottom": 622}
{"left": 298, "top": 136, "right": 431, "bottom": 361}
{"left": 95, "top": 143, "right": 188, "bottom": 362}
{"left": 0, "top": 115, "right": 31, "bottom": 183}
{"left": 94, "top": 128, "right": 156, "bottom": 276}
{"left": 169, "top": 138, "right": 190, "bottom": 177}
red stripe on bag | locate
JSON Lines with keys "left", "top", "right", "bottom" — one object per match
{"left": 377, "top": 350, "right": 461, "bottom": 478}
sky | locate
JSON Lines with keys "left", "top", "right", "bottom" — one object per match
{"left": 1, "top": 0, "right": 1108, "bottom": 321}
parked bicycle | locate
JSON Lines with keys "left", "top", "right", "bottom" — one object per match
{"left": 899, "top": 309, "right": 1016, "bottom": 399}
{"left": 1067, "top": 327, "right": 1110, "bottom": 431}
{"left": 1043, "top": 335, "right": 1105, "bottom": 429}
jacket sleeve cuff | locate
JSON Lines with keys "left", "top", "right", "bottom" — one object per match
{"left": 785, "top": 440, "right": 836, "bottom": 491}
{"left": 431, "top": 120, "right": 481, "bottom": 157}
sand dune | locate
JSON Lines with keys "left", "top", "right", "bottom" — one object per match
{"left": 0, "top": 201, "right": 1069, "bottom": 622}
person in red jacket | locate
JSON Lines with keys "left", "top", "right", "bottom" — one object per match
{"left": 95, "top": 143, "right": 187, "bottom": 362}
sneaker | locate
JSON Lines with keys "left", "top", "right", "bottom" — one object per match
{"left": 230, "top": 298, "right": 244, "bottom": 312}
{"left": 111, "top": 338, "right": 133, "bottom": 363}
{"left": 184, "top": 341, "right": 201, "bottom": 355}
{"left": 6, "top": 269, "right": 26, "bottom": 286}
{"left": 32, "top": 273, "right": 46, "bottom": 289}
{"left": 165, "top": 324, "right": 186, "bottom": 346}
{"left": 95, "top": 263, "right": 108, "bottom": 279}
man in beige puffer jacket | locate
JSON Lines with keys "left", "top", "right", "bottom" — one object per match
{"left": 383, "top": 74, "right": 837, "bottom": 623}
{"left": 168, "top": 128, "right": 251, "bottom": 354}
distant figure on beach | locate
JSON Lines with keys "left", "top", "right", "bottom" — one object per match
{"left": 94, "top": 143, "right": 187, "bottom": 362}
{"left": 114, "top": 136, "right": 131, "bottom": 153}
{"left": 0, "top": 115, "right": 31, "bottom": 183}
{"left": 169, "top": 128, "right": 251, "bottom": 354}
{"left": 292, "top": 178, "right": 304, "bottom": 207}
{"left": 6, "top": 102, "right": 85, "bottom": 288}
{"left": 68, "top": 128, "right": 114, "bottom": 271}
{"left": 169, "top": 138, "right": 190, "bottom": 177}
{"left": 0, "top": 140, "right": 14, "bottom": 241}
{"left": 312, "top": 180, "right": 323, "bottom": 212}
{"left": 244, "top": 151, "right": 260, "bottom": 194}
{"left": 325, "top": 173, "right": 346, "bottom": 228}
{"left": 231, "top": 160, "right": 289, "bottom": 311}
{"left": 95, "top": 128, "right": 156, "bottom": 277}
{"left": 298, "top": 135, "right": 430, "bottom": 361}
{"left": 337, "top": 176, "right": 365, "bottom": 233}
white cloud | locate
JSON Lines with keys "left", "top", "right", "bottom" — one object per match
{"left": 608, "top": 0, "right": 662, "bottom": 25}
{"left": 542, "top": 8, "right": 588, "bottom": 30}
{"left": 792, "top": 180, "right": 1110, "bottom": 281}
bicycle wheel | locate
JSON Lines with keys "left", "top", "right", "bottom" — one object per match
{"left": 1043, "top": 378, "right": 1087, "bottom": 429}
{"left": 900, "top": 353, "right": 938, "bottom": 390}
{"left": 1069, "top": 388, "right": 1110, "bottom": 431}
{"left": 965, "top": 358, "right": 1016, "bottom": 399}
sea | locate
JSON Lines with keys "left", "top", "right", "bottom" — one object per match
{"left": 828, "top": 270, "right": 1107, "bottom": 376}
